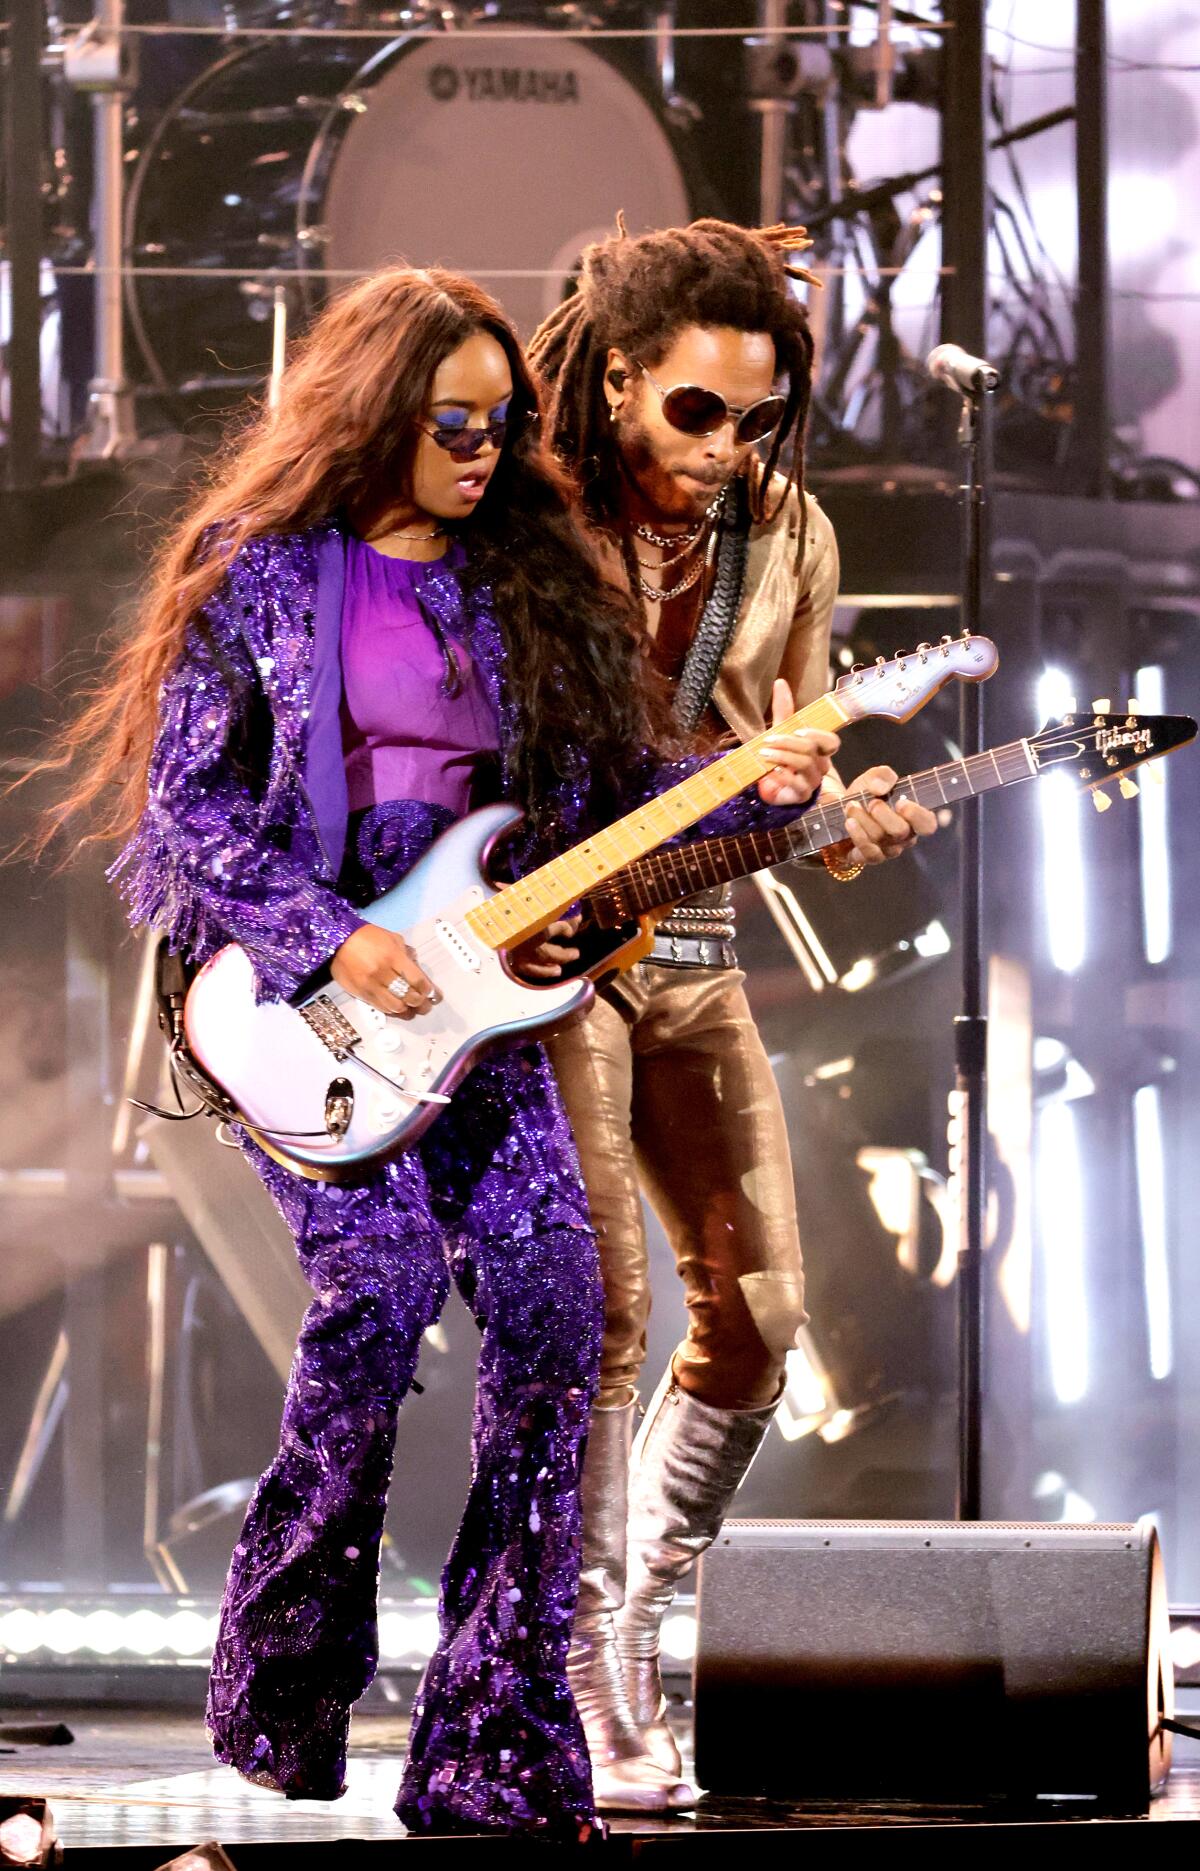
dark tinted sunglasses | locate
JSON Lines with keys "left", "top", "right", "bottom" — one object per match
{"left": 422, "top": 417, "right": 511, "bottom": 462}
{"left": 636, "top": 360, "right": 787, "bottom": 446}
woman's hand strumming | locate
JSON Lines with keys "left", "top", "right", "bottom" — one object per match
{"left": 331, "top": 924, "right": 439, "bottom": 1019}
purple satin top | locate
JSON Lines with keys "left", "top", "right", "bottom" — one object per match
{"left": 340, "top": 535, "right": 499, "bottom": 817}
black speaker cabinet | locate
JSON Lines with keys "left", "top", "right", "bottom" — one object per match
{"left": 694, "top": 1519, "right": 1173, "bottom": 1810}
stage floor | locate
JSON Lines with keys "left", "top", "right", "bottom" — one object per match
{"left": 1, "top": 1704, "right": 1198, "bottom": 1862}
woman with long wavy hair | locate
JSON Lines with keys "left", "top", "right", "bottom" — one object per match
{"left": 44, "top": 265, "right": 828, "bottom": 1836}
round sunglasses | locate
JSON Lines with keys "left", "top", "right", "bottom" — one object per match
{"left": 635, "top": 360, "right": 787, "bottom": 446}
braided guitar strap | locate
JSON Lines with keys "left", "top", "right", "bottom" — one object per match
{"left": 671, "top": 474, "right": 752, "bottom": 734}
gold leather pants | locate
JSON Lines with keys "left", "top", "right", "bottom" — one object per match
{"left": 545, "top": 965, "right": 807, "bottom": 1413}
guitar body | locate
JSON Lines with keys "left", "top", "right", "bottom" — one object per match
{"left": 184, "top": 805, "right": 593, "bottom": 1180}
{"left": 572, "top": 913, "right": 660, "bottom": 982}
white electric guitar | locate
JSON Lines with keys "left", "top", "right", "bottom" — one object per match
{"left": 182, "top": 635, "right": 998, "bottom": 1178}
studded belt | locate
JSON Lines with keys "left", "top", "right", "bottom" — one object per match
{"left": 647, "top": 885, "right": 737, "bottom": 969}
{"left": 648, "top": 931, "right": 738, "bottom": 970}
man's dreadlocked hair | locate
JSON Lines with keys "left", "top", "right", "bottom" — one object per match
{"left": 528, "top": 217, "right": 819, "bottom": 564}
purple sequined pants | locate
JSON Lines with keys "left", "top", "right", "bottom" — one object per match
{"left": 205, "top": 821, "right": 604, "bottom": 1835}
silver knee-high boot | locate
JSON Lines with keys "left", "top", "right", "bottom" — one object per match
{"left": 617, "top": 1367, "right": 776, "bottom": 1778}
{"left": 566, "top": 1398, "right": 696, "bottom": 1812}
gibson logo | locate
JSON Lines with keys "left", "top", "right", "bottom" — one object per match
{"left": 1097, "top": 726, "right": 1152, "bottom": 756}
{"left": 428, "top": 63, "right": 581, "bottom": 104}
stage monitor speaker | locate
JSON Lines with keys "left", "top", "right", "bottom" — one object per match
{"left": 694, "top": 1519, "right": 1172, "bottom": 1811}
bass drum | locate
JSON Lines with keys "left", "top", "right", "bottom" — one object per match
{"left": 126, "top": 24, "right": 696, "bottom": 415}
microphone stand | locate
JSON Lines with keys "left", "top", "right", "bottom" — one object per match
{"left": 951, "top": 370, "right": 995, "bottom": 1522}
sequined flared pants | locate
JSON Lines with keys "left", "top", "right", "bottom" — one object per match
{"left": 205, "top": 1037, "right": 604, "bottom": 1837}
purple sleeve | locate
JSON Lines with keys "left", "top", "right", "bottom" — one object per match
{"left": 112, "top": 586, "right": 364, "bottom": 1003}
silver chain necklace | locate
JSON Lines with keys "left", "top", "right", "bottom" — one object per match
{"left": 632, "top": 491, "right": 721, "bottom": 550}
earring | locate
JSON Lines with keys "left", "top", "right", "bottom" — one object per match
{"left": 609, "top": 402, "right": 621, "bottom": 423}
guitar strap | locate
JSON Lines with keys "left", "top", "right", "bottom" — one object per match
{"left": 598, "top": 477, "right": 751, "bottom": 1009}
{"left": 671, "top": 473, "right": 752, "bottom": 735}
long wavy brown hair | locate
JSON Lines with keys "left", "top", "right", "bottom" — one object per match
{"left": 38, "top": 265, "right": 661, "bottom": 854}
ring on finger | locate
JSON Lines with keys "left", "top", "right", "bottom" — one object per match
{"left": 388, "top": 975, "right": 414, "bottom": 1001}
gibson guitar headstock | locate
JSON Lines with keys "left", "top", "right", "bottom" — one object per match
{"left": 1028, "top": 709, "right": 1196, "bottom": 805}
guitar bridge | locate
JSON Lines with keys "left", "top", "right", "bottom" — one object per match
{"left": 300, "top": 995, "right": 360, "bottom": 1060}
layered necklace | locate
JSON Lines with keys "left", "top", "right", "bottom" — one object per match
{"left": 633, "top": 493, "right": 722, "bottom": 604}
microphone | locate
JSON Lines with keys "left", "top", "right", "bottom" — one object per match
{"left": 926, "top": 343, "right": 1000, "bottom": 395}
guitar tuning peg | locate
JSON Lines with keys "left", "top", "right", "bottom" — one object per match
{"left": 1091, "top": 788, "right": 1113, "bottom": 813}
{"left": 1091, "top": 697, "right": 1111, "bottom": 713}
{"left": 1143, "top": 761, "right": 1165, "bottom": 787}
{"left": 1127, "top": 699, "right": 1141, "bottom": 715}
{"left": 1119, "top": 776, "right": 1139, "bottom": 800}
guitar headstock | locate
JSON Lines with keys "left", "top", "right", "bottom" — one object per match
{"left": 835, "top": 633, "right": 999, "bottom": 723}
{"left": 1030, "top": 711, "right": 1197, "bottom": 804}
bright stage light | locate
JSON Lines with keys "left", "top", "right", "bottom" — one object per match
{"left": 913, "top": 918, "right": 951, "bottom": 959}
{"left": 1134, "top": 1084, "right": 1173, "bottom": 1382}
{"left": 1135, "top": 666, "right": 1172, "bottom": 965}
{"left": 1034, "top": 1037, "right": 1067, "bottom": 1072}
{"left": 0, "top": 1604, "right": 214, "bottom": 1661}
{"left": 817, "top": 1409, "right": 857, "bottom": 1445}
{"left": 1171, "top": 1624, "right": 1200, "bottom": 1673}
{"left": 1035, "top": 1099, "right": 1089, "bottom": 1406}
{"left": 0, "top": 1610, "right": 45, "bottom": 1657}
{"left": 0, "top": 1808, "right": 51, "bottom": 1867}
{"left": 377, "top": 1608, "right": 440, "bottom": 1662}
{"left": 661, "top": 1615, "right": 696, "bottom": 1663}
{"left": 1036, "top": 668, "right": 1086, "bottom": 976}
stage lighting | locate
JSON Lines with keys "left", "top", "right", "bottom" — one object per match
{"left": 1037, "top": 667, "right": 1088, "bottom": 975}
{"left": 1035, "top": 1099, "right": 1090, "bottom": 1405}
{"left": 0, "top": 1800, "right": 58, "bottom": 1868}
{"left": 1135, "top": 665, "right": 1173, "bottom": 964}
{"left": 1134, "top": 1084, "right": 1172, "bottom": 1382}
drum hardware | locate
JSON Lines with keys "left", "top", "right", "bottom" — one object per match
{"left": 651, "top": 2, "right": 701, "bottom": 130}
{"left": 124, "top": 15, "right": 697, "bottom": 413}
{"left": 59, "top": 0, "right": 141, "bottom": 460}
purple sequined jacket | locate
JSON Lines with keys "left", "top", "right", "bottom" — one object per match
{"left": 114, "top": 522, "right": 802, "bottom": 1002}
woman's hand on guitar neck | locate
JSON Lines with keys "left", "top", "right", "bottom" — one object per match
{"left": 331, "top": 924, "right": 439, "bottom": 1019}
{"left": 758, "top": 678, "right": 840, "bottom": 806}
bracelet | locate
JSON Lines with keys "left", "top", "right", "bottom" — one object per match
{"left": 821, "top": 844, "right": 865, "bottom": 884}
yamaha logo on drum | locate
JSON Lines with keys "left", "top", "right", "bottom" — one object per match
{"left": 428, "top": 63, "right": 581, "bottom": 105}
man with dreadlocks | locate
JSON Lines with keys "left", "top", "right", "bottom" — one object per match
{"left": 528, "top": 218, "right": 938, "bottom": 1811}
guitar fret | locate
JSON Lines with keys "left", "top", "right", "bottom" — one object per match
{"left": 467, "top": 684, "right": 1003, "bottom": 948}
{"left": 578, "top": 728, "right": 1104, "bottom": 938}
{"left": 467, "top": 697, "right": 848, "bottom": 946}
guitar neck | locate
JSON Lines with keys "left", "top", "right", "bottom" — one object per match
{"left": 464, "top": 691, "right": 851, "bottom": 949}
{"left": 589, "top": 735, "right": 1041, "bottom": 916}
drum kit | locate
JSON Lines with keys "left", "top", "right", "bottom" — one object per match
{"left": 114, "top": 2, "right": 710, "bottom": 416}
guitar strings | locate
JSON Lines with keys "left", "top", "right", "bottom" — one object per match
{"left": 339, "top": 721, "right": 1159, "bottom": 1001}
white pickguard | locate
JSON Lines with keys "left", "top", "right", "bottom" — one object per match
{"left": 183, "top": 807, "right": 591, "bottom": 1177}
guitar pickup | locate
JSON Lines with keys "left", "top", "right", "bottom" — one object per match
{"left": 435, "top": 918, "right": 482, "bottom": 973}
